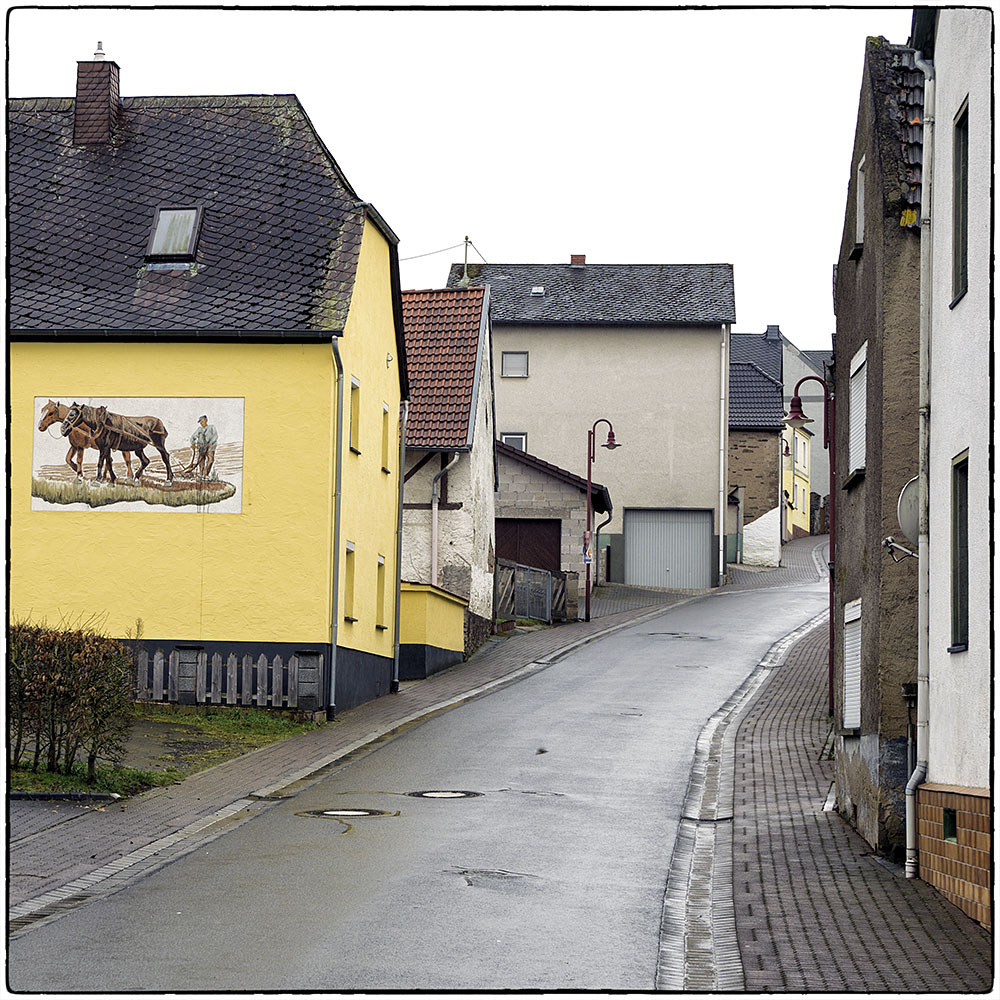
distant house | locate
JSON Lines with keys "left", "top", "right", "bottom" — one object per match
{"left": 8, "top": 51, "right": 409, "bottom": 718}
{"left": 832, "top": 34, "right": 922, "bottom": 859}
{"left": 400, "top": 287, "right": 497, "bottom": 674}
{"left": 731, "top": 323, "right": 832, "bottom": 531}
{"left": 727, "top": 361, "right": 785, "bottom": 566}
{"left": 449, "top": 256, "right": 734, "bottom": 590}
{"left": 908, "top": 6, "right": 991, "bottom": 929}
{"left": 495, "top": 440, "right": 612, "bottom": 605}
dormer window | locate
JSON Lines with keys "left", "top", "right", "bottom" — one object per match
{"left": 146, "top": 206, "right": 203, "bottom": 262}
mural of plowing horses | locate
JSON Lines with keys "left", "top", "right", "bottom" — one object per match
{"left": 32, "top": 396, "right": 244, "bottom": 512}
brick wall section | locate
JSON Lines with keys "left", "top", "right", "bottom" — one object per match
{"left": 917, "top": 784, "right": 991, "bottom": 929}
{"left": 728, "top": 430, "right": 779, "bottom": 522}
{"left": 73, "top": 61, "right": 121, "bottom": 145}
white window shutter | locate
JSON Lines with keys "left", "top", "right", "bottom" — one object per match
{"left": 843, "top": 600, "right": 862, "bottom": 729}
{"left": 848, "top": 343, "right": 868, "bottom": 473}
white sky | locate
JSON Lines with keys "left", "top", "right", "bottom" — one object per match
{"left": 7, "top": 4, "right": 917, "bottom": 350}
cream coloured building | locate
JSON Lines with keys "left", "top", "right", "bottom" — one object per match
{"left": 449, "top": 257, "right": 734, "bottom": 588}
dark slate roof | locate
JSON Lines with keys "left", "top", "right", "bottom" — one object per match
{"left": 802, "top": 349, "right": 833, "bottom": 375}
{"left": 729, "top": 331, "right": 783, "bottom": 381}
{"left": 446, "top": 262, "right": 735, "bottom": 325}
{"left": 729, "top": 362, "right": 785, "bottom": 430}
{"left": 8, "top": 93, "right": 376, "bottom": 334}
{"left": 496, "top": 440, "right": 611, "bottom": 515}
{"left": 402, "top": 287, "right": 488, "bottom": 450}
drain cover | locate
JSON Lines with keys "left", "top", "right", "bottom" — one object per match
{"left": 298, "top": 808, "right": 390, "bottom": 818}
{"left": 406, "top": 790, "right": 482, "bottom": 799}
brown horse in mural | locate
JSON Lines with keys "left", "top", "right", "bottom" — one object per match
{"left": 40, "top": 400, "right": 173, "bottom": 482}
{"left": 60, "top": 403, "right": 174, "bottom": 485}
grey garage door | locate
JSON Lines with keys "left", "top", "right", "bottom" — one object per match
{"left": 624, "top": 508, "right": 714, "bottom": 589}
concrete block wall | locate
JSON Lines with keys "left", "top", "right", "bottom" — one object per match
{"left": 496, "top": 452, "right": 591, "bottom": 598}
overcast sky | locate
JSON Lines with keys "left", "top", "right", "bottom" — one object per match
{"left": 8, "top": 5, "right": 916, "bottom": 349}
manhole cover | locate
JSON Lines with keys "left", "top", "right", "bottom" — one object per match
{"left": 406, "top": 790, "right": 482, "bottom": 799}
{"left": 297, "top": 808, "right": 390, "bottom": 818}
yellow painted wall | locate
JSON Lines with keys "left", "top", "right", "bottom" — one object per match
{"left": 782, "top": 427, "right": 811, "bottom": 536}
{"left": 336, "top": 220, "right": 404, "bottom": 660}
{"left": 11, "top": 340, "right": 335, "bottom": 643}
{"left": 10, "top": 217, "right": 404, "bottom": 657}
{"left": 400, "top": 583, "right": 466, "bottom": 652}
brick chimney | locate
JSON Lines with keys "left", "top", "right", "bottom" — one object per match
{"left": 73, "top": 43, "right": 121, "bottom": 145}
{"left": 570, "top": 254, "right": 586, "bottom": 267}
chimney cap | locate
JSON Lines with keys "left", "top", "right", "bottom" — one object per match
{"left": 94, "top": 40, "right": 106, "bottom": 61}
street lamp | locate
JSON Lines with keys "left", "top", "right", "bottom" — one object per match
{"left": 784, "top": 376, "right": 835, "bottom": 716}
{"left": 586, "top": 419, "right": 621, "bottom": 622}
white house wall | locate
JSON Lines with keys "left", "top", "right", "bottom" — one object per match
{"left": 493, "top": 323, "right": 727, "bottom": 539}
{"left": 742, "top": 505, "right": 781, "bottom": 567}
{"left": 926, "top": 7, "right": 991, "bottom": 790}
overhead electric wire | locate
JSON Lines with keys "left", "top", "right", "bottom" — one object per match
{"left": 400, "top": 242, "right": 465, "bottom": 262}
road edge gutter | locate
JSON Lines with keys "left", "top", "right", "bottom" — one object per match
{"left": 655, "top": 609, "right": 830, "bottom": 991}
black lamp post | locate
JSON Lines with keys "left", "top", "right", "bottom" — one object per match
{"left": 784, "top": 376, "right": 835, "bottom": 716}
{"left": 586, "top": 419, "right": 620, "bottom": 622}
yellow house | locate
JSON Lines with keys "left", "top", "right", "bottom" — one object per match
{"left": 8, "top": 54, "right": 408, "bottom": 718}
{"left": 782, "top": 425, "right": 812, "bottom": 540}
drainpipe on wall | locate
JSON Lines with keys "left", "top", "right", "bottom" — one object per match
{"left": 594, "top": 509, "right": 612, "bottom": 586}
{"left": 905, "top": 51, "right": 935, "bottom": 879}
{"left": 431, "top": 453, "right": 461, "bottom": 587}
{"left": 327, "top": 339, "right": 345, "bottom": 721}
{"left": 391, "top": 400, "right": 409, "bottom": 694}
{"left": 718, "top": 324, "right": 729, "bottom": 582}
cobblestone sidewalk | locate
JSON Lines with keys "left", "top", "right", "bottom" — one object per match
{"left": 732, "top": 623, "right": 993, "bottom": 991}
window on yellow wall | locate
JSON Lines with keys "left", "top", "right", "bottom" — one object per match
{"left": 376, "top": 555, "right": 387, "bottom": 630}
{"left": 350, "top": 378, "right": 361, "bottom": 454}
{"left": 381, "top": 403, "right": 391, "bottom": 473}
{"left": 344, "top": 542, "right": 357, "bottom": 622}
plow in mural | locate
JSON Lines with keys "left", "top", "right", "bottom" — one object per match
{"left": 32, "top": 397, "right": 244, "bottom": 512}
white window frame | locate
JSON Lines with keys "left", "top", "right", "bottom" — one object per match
{"left": 848, "top": 342, "right": 867, "bottom": 475}
{"left": 501, "top": 432, "right": 527, "bottom": 451}
{"left": 501, "top": 351, "right": 529, "bottom": 378}
{"left": 843, "top": 599, "right": 862, "bottom": 729}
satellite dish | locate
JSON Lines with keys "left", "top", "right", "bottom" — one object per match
{"left": 897, "top": 477, "right": 919, "bottom": 546}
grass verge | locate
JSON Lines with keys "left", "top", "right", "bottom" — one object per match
{"left": 9, "top": 762, "right": 184, "bottom": 798}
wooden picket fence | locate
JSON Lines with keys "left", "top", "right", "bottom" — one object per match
{"left": 136, "top": 648, "right": 323, "bottom": 710}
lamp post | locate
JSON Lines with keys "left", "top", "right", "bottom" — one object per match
{"left": 586, "top": 419, "right": 620, "bottom": 622}
{"left": 784, "top": 376, "right": 835, "bottom": 716}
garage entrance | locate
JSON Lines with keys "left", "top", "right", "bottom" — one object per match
{"left": 623, "top": 508, "right": 713, "bottom": 589}
{"left": 495, "top": 518, "right": 562, "bottom": 573}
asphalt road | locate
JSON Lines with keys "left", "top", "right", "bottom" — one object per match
{"left": 8, "top": 581, "right": 826, "bottom": 992}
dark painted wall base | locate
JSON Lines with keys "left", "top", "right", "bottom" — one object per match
{"left": 135, "top": 638, "right": 392, "bottom": 716}
{"left": 332, "top": 646, "right": 393, "bottom": 714}
{"left": 399, "top": 643, "right": 463, "bottom": 681}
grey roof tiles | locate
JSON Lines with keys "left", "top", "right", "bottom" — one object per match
{"left": 729, "top": 361, "right": 785, "bottom": 430}
{"left": 8, "top": 94, "right": 369, "bottom": 334}
{"left": 447, "top": 262, "right": 735, "bottom": 325}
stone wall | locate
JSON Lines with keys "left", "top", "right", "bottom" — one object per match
{"left": 495, "top": 450, "right": 590, "bottom": 598}
{"left": 728, "top": 429, "right": 779, "bottom": 522}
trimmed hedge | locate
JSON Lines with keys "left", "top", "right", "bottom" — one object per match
{"left": 8, "top": 622, "right": 135, "bottom": 783}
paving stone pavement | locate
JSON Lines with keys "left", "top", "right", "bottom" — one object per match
{"left": 731, "top": 620, "right": 993, "bottom": 992}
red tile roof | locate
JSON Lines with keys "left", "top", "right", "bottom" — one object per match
{"left": 402, "top": 287, "right": 487, "bottom": 449}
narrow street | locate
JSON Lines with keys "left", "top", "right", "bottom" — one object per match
{"left": 9, "top": 554, "right": 827, "bottom": 991}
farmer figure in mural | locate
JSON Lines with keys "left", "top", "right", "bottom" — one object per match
{"left": 190, "top": 414, "right": 218, "bottom": 480}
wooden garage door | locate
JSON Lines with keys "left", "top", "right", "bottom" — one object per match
{"left": 495, "top": 518, "right": 562, "bottom": 572}
{"left": 624, "top": 508, "right": 713, "bottom": 588}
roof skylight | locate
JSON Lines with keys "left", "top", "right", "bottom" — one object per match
{"left": 146, "top": 206, "right": 203, "bottom": 261}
